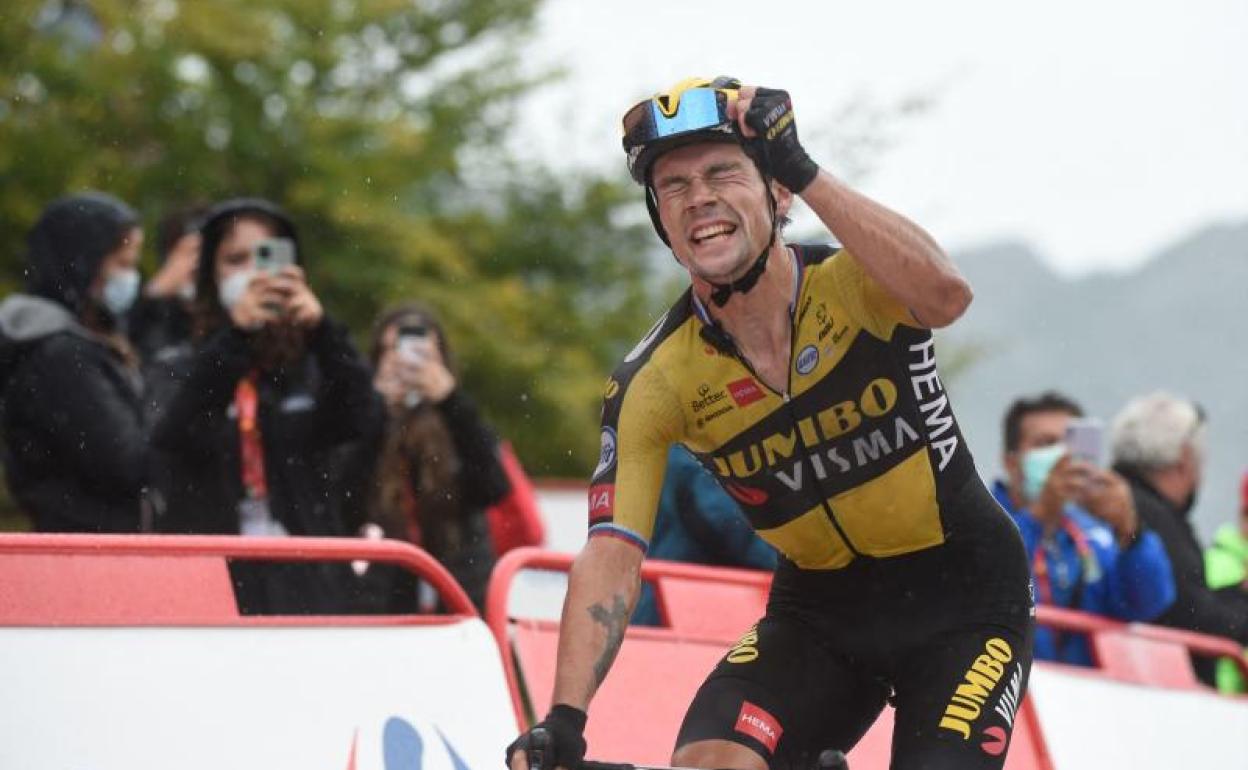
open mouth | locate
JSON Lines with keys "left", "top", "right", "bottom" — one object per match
{"left": 689, "top": 222, "right": 737, "bottom": 245}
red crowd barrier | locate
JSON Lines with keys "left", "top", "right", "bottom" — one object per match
{"left": 0, "top": 533, "right": 476, "bottom": 626}
{"left": 486, "top": 547, "right": 1248, "bottom": 766}
{"left": 1033, "top": 603, "right": 1248, "bottom": 688}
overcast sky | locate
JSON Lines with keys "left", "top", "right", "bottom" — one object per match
{"left": 512, "top": 0, "right": 1248, "bottom": 276}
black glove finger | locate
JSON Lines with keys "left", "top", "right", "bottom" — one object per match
{"left": 742, "top": 86, "right": 818, "bottom": 193}
{"left": 743, "top": 87, "right": 794, "bottom": 139}
{"left": 528, "top": 727, "right": 554, "bottom": 770}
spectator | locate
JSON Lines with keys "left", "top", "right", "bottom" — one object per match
{"left": 0, "top": 192, "right": 147, "bottom": 532}
{"left": 151, "top": 198, "right": 380, "bottom": 613}
{"left": 336, "top": 304, "right": 512, "bottom": 612}
{"left": 1204, "top": 470, "right": 1248, "bottom": 692}
{"left": 991, "top": 391, "right": 1175, "bottom": 665}
{"left": 632, "top": 445, "right": 777, "bottom": 626}
{"left": 1111, "top": 392, "right": 1248, "bottom": 682}
{"left": 129, "top": 204, "right": 205, "bottom": 364}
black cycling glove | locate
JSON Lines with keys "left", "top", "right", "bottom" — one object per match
{"left": 743, "top": 86, "right": 820, "bottom": 194}
{"left": 504, "top": 704, "right": 587, "bottom": 770}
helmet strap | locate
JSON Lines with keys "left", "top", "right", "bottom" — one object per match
{"left": 706, "top": 184, "right": 778, "bottom": 307}
{"left": 645, "top": 186, "right": 671, "bottom": 247}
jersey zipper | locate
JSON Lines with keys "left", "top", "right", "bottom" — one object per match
{"left": 779, "top": 355, "right": 862, "bottom": 559}
{"left": 722, "top": 255, "right": 862, "bottom": 560}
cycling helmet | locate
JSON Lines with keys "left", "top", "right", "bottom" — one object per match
{"left": 622, "top": 76, "right": 745, "bottom": 186}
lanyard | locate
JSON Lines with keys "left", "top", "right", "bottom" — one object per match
{"left": 234, "top": 374, "right": 268, "bottom": 500}
{"left": 1032, "top": 518, "right": 1100, "bottom": 605}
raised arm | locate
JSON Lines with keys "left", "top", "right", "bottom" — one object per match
{"left": 733, "top": 84, "right": 972, "bottom": 328}
{"left": 798, "top": 172, "right": 971, "bottom": 328}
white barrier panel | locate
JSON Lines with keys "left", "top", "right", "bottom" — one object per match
{"left": 0, "top": 621, "right": 517, "bottom": 770}
{"left": 1029, "top": 664, "right": 1248, "bottom": 768}
{"left": 536, "top": 487, "right": 586, "bottom": 554}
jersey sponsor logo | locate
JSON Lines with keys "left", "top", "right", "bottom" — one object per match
{"left": 980, "top": 726, "right": 1009, "bottom": 757}
{"left": 908, "top": 337, "right": 959, "bottom": 471}
{"left": 695, "top": 404, "right": 734, "bottom": 429}
{"left": 587, "top": 484, "right": 614, "bottom": 521}
{"left": 726, "top": 625, "right": 760, "bottom": 663}
{"left": 593, "top": 427, "right": 617, "bottom": 480}
{"left": 604, "top": 379, "right": 620, "bottom": 400}
{"left": 735, "top": 701, "right": 782, "bottom": 753}
{"left": 795, "top": 344, "right": 819, "bottom": 375}
{"left": 814, "top": 303, "right": 850, "bottom": 348}
{"left": 725, "top": 482, "right": 769, "bottom": 506}
{"left": 994, "top": 662, "right": 1023, "bottom": 728}
{"left": 797, "top": 293, "right": 813, "bottom": 322}
{"left": 624, "top": 311, "right": 669, "bottom": 363}
{"left": 712, "top": 378, "right": 910, "bottom": 485}
{"left": 727, "top": 378, "right": 765, "bottom": 407}
{"left": 938, "top": 637, "right": 1014, "bottom": 740}
{"left": 691, "top": 383, "right": 728, "bottom": 413}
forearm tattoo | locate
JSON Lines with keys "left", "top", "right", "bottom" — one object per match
{"left": 587, "top": 594, "right": 629, "bottom": 687}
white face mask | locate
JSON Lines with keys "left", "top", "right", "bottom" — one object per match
{"left": 176, "top": 281, "right": 197, "bottom": 302}
{"left": 218, "top": 270, "right": 253, "bottom": 310}
{"left": 101, "top": 268, "right": 140, "bottom": 316}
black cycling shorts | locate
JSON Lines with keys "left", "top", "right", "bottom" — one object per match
{"left": 676, "top": 482, "right": 1035, "bottom": 769}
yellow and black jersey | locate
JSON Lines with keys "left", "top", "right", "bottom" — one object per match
{"left": 588, "top": 245, "right": 979, "bottom": 570}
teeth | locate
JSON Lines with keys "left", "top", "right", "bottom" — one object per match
{"left": 692, "top": 223, "right": 734, "bottom": 242}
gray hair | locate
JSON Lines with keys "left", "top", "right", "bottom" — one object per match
{"left": 1110, "top": 392, "right": 1205, "bottom": 473}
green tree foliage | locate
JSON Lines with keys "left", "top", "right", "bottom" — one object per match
{"left": 0, "top": 0, "right": 665, "bottom": 485}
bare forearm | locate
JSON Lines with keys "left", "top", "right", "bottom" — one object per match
{"left": 551, "top": 537, "right": 643, "bottom": 709}
{"left": 800, "top": 170, "right": 971, "bottom": 327}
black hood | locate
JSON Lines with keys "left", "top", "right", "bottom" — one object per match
{"left": 195, "top": 197, "right": 301, "bottom": 303}
{"left": 25, "top": 192, "right": 140, "bottom": 314}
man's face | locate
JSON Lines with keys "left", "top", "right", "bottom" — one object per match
{"left": 1004, "top": 409, "right": 1073, "bottom": 495}
{"left": 651, "top": 141, "right": 790, "bottom": 285}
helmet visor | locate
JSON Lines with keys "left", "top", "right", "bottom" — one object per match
{"left": 622, "top": 87, "right": 734, "bottom": 149}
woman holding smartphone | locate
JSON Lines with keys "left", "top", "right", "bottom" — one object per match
{"left": 150, "top": 197, "right": 381, "bottom": 614}
{"left": 336, "top": 304, "right": 514, "bottom": 612}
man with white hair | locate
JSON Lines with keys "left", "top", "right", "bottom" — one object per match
{"left": 1111, "top": 393, "right": 1248, "bottom": 669}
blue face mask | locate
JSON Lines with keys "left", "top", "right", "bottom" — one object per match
{"left": 1021, "top": 443, "right": 1066, "bottom": 502}
{"left": 101, "top": 268, "right": 140, "bottom": 316}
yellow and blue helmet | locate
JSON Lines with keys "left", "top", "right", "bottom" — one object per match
{"left": 622, "top": 76, "right": 745, "bottom": 185}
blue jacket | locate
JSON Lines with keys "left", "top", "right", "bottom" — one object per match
{"left": 992, "top": 480, "right": 1176, "bottom": 665}
{"left": 632, "top": 446, "right": 777, "bottom": 625}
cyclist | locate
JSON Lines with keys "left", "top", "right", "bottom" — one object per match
{"left": 506, "top": 77, "right": 1034, "bottom": 770}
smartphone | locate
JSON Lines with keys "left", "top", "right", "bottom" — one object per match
{"left": 1065, "top": 417, "right": 1104, "bottom": 466}
{"left": 252, "top": 237, "right": 295, "bottom": 274}
{"left": 396, "top": 324, "right": 432, "bottom": 365}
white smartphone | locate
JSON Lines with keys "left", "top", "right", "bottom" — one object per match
{"left": 396, "top": 324, "right": 432, "bottom": 365}
{"left": 1065, "top": 417, "right": 1104, "bottom": 466}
